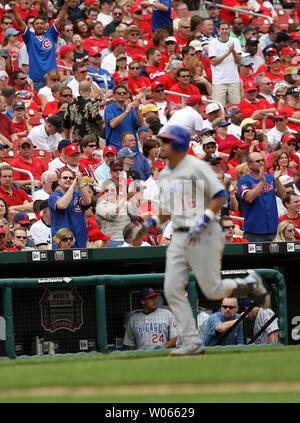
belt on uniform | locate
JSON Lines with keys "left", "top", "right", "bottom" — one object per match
{"left": 175, "top": 227, "right": 190, "bottom": 232}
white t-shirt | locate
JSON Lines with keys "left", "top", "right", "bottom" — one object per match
{"left": 28, "top": 124, "right": 60, "bottom": 152}
{"left": 249, "top": 54, "right": 265, "bottom": 74}
{"left": 160, "top": 106, "right": 203, "bottom": 135}
{"left": 202, "top": 119, "right": 213, "bottom": 130}
{"left": 38, "top": 86, "right": 54, "bottom": 102}
{"left": 155, "top": 100, "right": 168, "bottom": 124}
{"left": 208, "top": 36, "right": 242, "bottom": 84}
{"left": 32, "top": 188, "right": 49, "bottom": 202}
{"left": 227, "top": 122, "right": 241, "bottom": 139}
{"left": 97, "top": 12, "right": 113, "bottom": 27}
{"left": 48, "top": 157, "right": 66, "bottom": 172}
{"left": 101, "top": 52, "right": 132, "bottom": 75}
{"left": 67, "top": 78, "right": 80, "bottom": 98}
{"left": 266, "top": 126, "right": 297, "bottom": 151}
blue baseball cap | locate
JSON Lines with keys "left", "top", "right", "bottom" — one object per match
{"left": 140, "top": 287, "right": 158, "bottom": 299}
{"left": 158, "top": 125, "right": 190, "bottom": 151}
{"left": 118, "top": 147, "right": 137, "bottom": 158}
{"left": 5, "top": 28, "right": 20, "bottom": 37}
{"left": 13, "top": 212, "right": 30, "bottom": 224}
{"left": 240, "top": 298, "right": 255, "bottom": 307}
{"left": 137, "top": 125, "right": 150, "bottom": 134}
{"left": 58, "top": 139, "right": 71, "bottom": 152}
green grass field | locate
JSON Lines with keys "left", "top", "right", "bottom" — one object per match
{"left": 0, "top": 344, "right": 300, "bottom": 403}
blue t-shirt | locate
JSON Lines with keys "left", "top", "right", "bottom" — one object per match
{"left": 238, "top": 172, "right": 278, "bottom": 234}
{"left": 48, "top": 189, "right": 88, "bottom": 249}
{"left": 22, "top": 25, "right": 59, "bottom": 82}
{"left": 151, "top": 0, "right": 172, "bottom": 32}
{"left": 87, "top": 66, "right": 114, "bottom": 90}
{"left": 104, "top": 101, "right": 139, "bottom": 151}
{"left": 203, "top": 311, "right": 244, "bottom": 346}
{"left": 132, "top": 153, "right": 151, "bottom": 181}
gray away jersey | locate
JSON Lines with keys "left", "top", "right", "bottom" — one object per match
{"left": 123, "top": 308, "right": 177, "bottom": 350}
{"left": 158, "top": 155, "right": 225, "bottom": 229}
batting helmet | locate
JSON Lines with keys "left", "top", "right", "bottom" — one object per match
{"left": 158, "top": 125, "right": 190, "bottom": 152}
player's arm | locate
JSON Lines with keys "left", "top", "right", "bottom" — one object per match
{"left": 163, "top": 336, "right": 177, "bottom": 349}
{"left": 268, "top": 330, "right": 279, "bottom": 343}
{"left": 8, "top": 1, "right": 26, "bottom": 33}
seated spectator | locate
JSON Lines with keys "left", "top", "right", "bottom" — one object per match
{"left": 144, "top": 47, "right": 165, "bottom": 83}
{"left": 185, "top": 57, "right": 212, "bottom": 96}
{"left": 238, "top": 57, "right": 255, "bottom": 88}
{"left": 142, "top": 160, "right": 166, "bottom": 203}
{"left": 120, "top": 131, "right": 150, "bottom": 181}
{"left": 0, "top": 165, "right": 33, "bottom": 214}
{"left": 279, "top": 192, "right": 300, "bottom": 240}
{"left": 274, "top": 220, "right": 296, "bottom": 242}
{"left": 143, "top": 138, "right": 160, "bottom": 165}
{"left": 143, "top": 81, "right": 179, "bottom": 125}
{"left": 272, "top": 82, "right": 288, "bottom": 109}
{"left": 56, "top": 45, "right": 75, "bottom": 83}
{"left": 240, "top": 121, "right": 265, "bottom": 156}
{"left": 93, "top": 145, "right": 117, "bottom": 187}
{"left": 84, "top": 199, "right": 111, "bottom": 248}
{"left": 266, "top": 109, "right": 297, "bottom": 152}
{"left": 11, "top": 101, "right": 32, "bottom": 138}
{"left": 38, "top": 69, "right": 61, "bottom": 111}
{"left": 264, "top": 55, "right": 284, "bottom": 84}
{"left": 123, "top": 287, "right": 177, "bottom": 350}
{"left": 203, "top": 297, "right": 244, "bottom": 346}
{"left": 53, "top": 227, "right": 75, "bottom": 249}
{"left": 118, "top": 147, "right": 141, "bottom": 181}
{"left": 125, "top": 25, "right": 146, "bottom": 59}
{"left": 29, "top": 199, "right": 52, "bottom": 250}
{"left": 48, "top": 139, "right": 71, "bottom": 172}
{"left": 127, "top": 60, "right": 151, "bottom": 96}
{"left": 0, "top": 197, "right": 10, "bottom": 222}
{"left": 10, "top": 137, "right": 48, "bottom": 191}
{"left": 42, "top": 82, "right": 65, "bottom": 118}
{"left": 256, "top": 76, "right": 276, "bottom": 105}
{"left": 0, "top": 225, "right": 8, "bottom": 251}
{"left": 78, "top": 134, "right": 102, "bottom": 177}
{"left": 219, "top": 215, "right": 248, "bottom": 243}
{"left": 167, "top": 68, "right": 200, "bottom": 106}
{"left": 28, "top": 115, "right": 63, "bottom": 153}
{"left": 137, "top": 125, "right": 153, "bottom": 153}
{"left": 202, "top": 102, "right": 221, "bottom": 130}
{"left": 101, "top": 36, "right": 132, "bottom": 75}
{"left": 227, "top": 140, "right": 247, "bottom": 170}
{"left": 72, "top": 33, "right": 89, "bottom": 62}
{"left": 11, "top": 227, "right": 34, "bottom": 251}
{"left": 266, "top": 134, "right": 299, "bottom": 173}
{"left": 32, "top": 170, "right": 58, "bottom": 202}
{"left": 57, "top": 142, "right": 81, "bottom": 174}
{"left": 120, "top": 222, "right": 151, "bottom": 247}
{"left": 83, "top": 20, "right": 109, "bottom": 51}
{"left": 269, "top": 149, "right": 297, "bottom": 178}
{"left": 0, "top": 94, "right": 17, "bottom": 149}
{"left": 280, "top": 86, "right": 300, "bottom": 133}
{"left": 86, "top": 49, "right": 114, "bottom": 94}
{"left": 243, "top": 299, "right": 279, "bottom": 344}
{"left": 212, "top": 118, "right": 237, "bottom": 157}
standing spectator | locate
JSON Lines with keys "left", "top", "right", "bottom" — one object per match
{"left": 238, "top": 152, "right": 285, "bottom": 242}
{"left": 104, "top": 84, "right": 144, "bottom": 151}
{"left": 48, "top": 168, "right": 91, "bottom": 249}
{"left": 32, "top": 170, "right": 58, "bottom": 202}
{"left": 9, "top": 0, "right": 71, "bottom": 92}
{"left": 244, "top": 300, "right": 279, "bottom": 344}
{"left": 279, "top": 192, "right": 300, "bottom": 240}
{"left": 168, "top": 68, "right": 200, "bottom": 105}
{"left": 203, "top": 297, "right": 244, "bottom": 346}
{"left": 208, "top": 21, "right": 242, "bottom": 106}
{"left": 0, "top": 165, "right": 33, "bottom": 214}
{"left": 29, "top": 199, "right": 52, "bottom": 250}
{"left": 28, "top": 115, "right": 63, "bottom": 152}
{"left": 101, "top": 36, "right": 131, "bottom": 75}
{"left": 123, "top": 287, "right": 177, "bottom": 350}
{"left": 10, "top": 137, "right": 47, "bottom": 191}
{"left": 78, "top": 134, "right": 102, "bottom": 177}
{"left": 93, "top": 145, "right": 117, "bottom": 187}
{"left": 63, "top": 80, "right": 103, "bottom": 143}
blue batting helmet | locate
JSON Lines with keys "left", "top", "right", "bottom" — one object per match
{"left": 158, "top": 125, "right": 190, "bottom": 152}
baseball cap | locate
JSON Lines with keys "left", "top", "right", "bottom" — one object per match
{"left": 239, "top": 298, "right": 254, "bottom": 308}
{"left": 282, "top": 133, "right": 297, "bottom": 143}
{"left": 265, "top": 47, "right": 277, "bottom": 55}
{"left": 59, "top": 45, "right": 75, "bottom": 58}
{"left": 103, "top": 145, "right": 117, "bottom": 156}
{"left": 39, "top": 199, "right": 49, "bottom": 212}
{"left": 0, "top": 144, "right": 8, "bottom": 149}
{"left": 84, "top": 0, "right": 98, "bottom": 4}
{"left": 47, "top": 115, "right": 63, "bottom": 131}
{"left": 0, "top": 49, "right": 9, "bottom": 58}
{"left": 243, "top": 25, "right": 257, "bottom": 34}
{"left": 268, "top": 55, "right": 280, "bottom": 64}
{"left": 109, "top": 159, "right": 123, "bottom": 170}
{"left": 240, "top": 57, "right": 253, "bottom": 66}
{"left": 205, "top": 2, "right": 217, "bottom": 8}
{"left": 4, "top": 28, "right": 19, "bottom": 37}
{"left": 212, "top": 119, "right": 230, "bottom": 129}
{"left": 111, "top": 37, "right": 127, "bottom": 49}
{"left": 189, "top": 40, "right": 203, "bottom": 52}
{"left": 227, "top": 106, "right": 241, "bottom": 117}
{"left": 205, "top": 153, "right": 221, "bottom": 163}
{"left": 241, "top": 118, "right": 259, "bottom": 127}
{"left": 232, "top": 140, "right": 247, "bottom": 149}
{"left": 13, "top": 101, "right": 25, "bottom": 110}
{"left": 286, "top": 86, "right": 300, "bottom": 96}
{"left": 284, "top": 66, "right": 296, "bottom": 76}
{"left": 13, "top": 212, "right": 30, "bottom": 225}
{"left": 279, "top": 175, "right": 294, "bottom": 187}
{"left": 244, "top": 81, "right": 258, "bottom": 91}
{"left": 187, "top": 95, "right": 203, "bottom": 105}
{"left": 58, "top": 139, "right": 71, "bottom": 152}
{"left": 205, "top": 103, "right": 220, "bottom": 114}
{"left": 18, "top": 137, "right": 32, "bottom": 146}
{"left": 202, "top": 137, "right": 216, "bottom": 145}
{"left": 152, "top": 160, "right": 166, "bottom": 170}
{"left": 125, "top": 25, "right": 141, "bottom": 35}
{"left": 114, "top": 74, "right": 128, "bottom": 84}
{"left": 246, "top": 37, "right": 259, "bottom": 45}
{"left": 140, "top": 287, "right": 158, "bottom": 300}
{"left": 275, "top": 32, "right": 292, "bottom": 43}
{"left": 88, "top": 49, "right": 101, "bottom": 57}
{"left": 280, "top": 47, "right": 296, "bottom": 57}
{"left": 273, "top": 109, "right": 287, "bottom": 119}
{"left": 200, "top": 127, "right": 214, "bottom": 136}
{"left": 137, "top": 125, "right": 150, "bottom": 134}
{"left": 166, "top": 36, "right": 177, "bottom": 43}
{"left": 64, "top": 143, "right": 80, "bottom": 156}
{"left": 130, "top": 3, "right": 143, "bottom": 14}
{"left": 142, "top": 104, "right": 161, "bottom": 114}
{"left": 151, "top": 81, "right": 164, "bottom": 91}
{"left": 0, "top": 227, "right": 6, "bottom": 235}
{"left": 0, "top": 71, "right": 8, "bottom": 80}
{"left": 118, "top": 147, "right": 137, "bottom": 158}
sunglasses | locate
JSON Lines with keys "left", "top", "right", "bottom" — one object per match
{"left": 130, "top": 66, "right": 140, "bottom": 70}
{"left": 116, "top": 92, "right": 127, "bottom": 95}
{"left": 182, "top": 26, "right": 191, "bottom": 29}
{"left": 88, "top": 144, "right": 96, "bottom": 148}
{"left": 134, "top": 10, "right": 143, "bottom": 15}
{"left": 276, "top": 94, "right": 285, "bottom": 97}
{"left": 154, "top": 88, "right": 164, "bottom": 93}
{"left": 189, "top": 53, "right": 195, "bottom": 56}
{"left": 223, "top": 225, "right": 235, "bottom": 229}
{"left": 15, "top": 235, "right": 27, "bottom": 239}
{"left": 253, "top": 159, "right": 265, "bottom": 163}
{"left": 274, "top": 118, "right": 284, "bottom": 122}
{"left": 104, "top": 188, "right": 117, "bottom": 193}
{"left": 3, "top": 22, "right": 13, "bottom": 25}
{"left": 62, "top": 93, "right": 72, "bottom": 97}
{"left": 166, "top": 41, "right": 176, "bottom": 45}
{"left": 244, "top": 129, "right": 255, "bottom": 133}
{"left": 20, "top": 223, "right": 31, "bottom": 227}
{"left": 287, "top": 228, "right": 295, "bottom": 232}
{"left": 111, "top": 168, "right": 123, "bottom": 172}
{"left": 51, "top": 78, "right": 60, "bottom": 81}
{"left": 18, "top": 77, "right": 27, "bottom": 80}
{"left": 221, "top": 305, "right": 236, "bottom": 310}
{"left": 20, "top": 144, "right": 31, "bottom": 149}
{"left": 79, "top": 70, "right": 87, "bottom": 74}
{"left": 113, "top": 12, "right": 123, "bottom": 15}
{"left": 180, "top": 75, "right": 190, "bottom": 78}
{"left": 287, "top": 142, "right": 296, "bottom": 146}
{"left": 62, "top": 176, "right": 74, "bottom": 180}
{"left": 129, "top": 33, "right": 139, "bottom": 36}
{"left": 264, "top": 82, "right": 273, "bottom": 85}
{"left": 62, "top": 237, "right": 73, "bottom": 242}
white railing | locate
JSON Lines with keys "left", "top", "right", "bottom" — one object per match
{"left": 12, "top": 167, "right": 35, "bottom": 198}
{"left": 202, "top": 1, "right": 273, "bottom": 24}
{"left": 262, "top": 113, "right": 300, "bottom": 133}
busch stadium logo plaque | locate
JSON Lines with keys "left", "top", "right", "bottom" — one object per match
{"left": 39, "top": 288, "right": 83, "bottom": 333}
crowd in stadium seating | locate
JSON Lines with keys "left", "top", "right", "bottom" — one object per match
{"left": 0, "top": 0, "right": 299, "bottom": 251}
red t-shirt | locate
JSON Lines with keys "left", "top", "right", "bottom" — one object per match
{"left": 239, "top": 97, "right": 274, "bottom": 129}
{"left": 129, "top": 19, "right": 152, "bottom": 42}
{"left": 0, "top": 113, "right": 15, "bottom": 139}
{"left": 43, "top": 101, "right": 58, "bottom": 118}
{"left": 167, "top": 83, "right": 200, "bottom": 104}
{"left": 126, "top": 44, "right": 146, "bottom": 59}
{"left": 12, "top": 119, "right": 28, "bottom": 138}
{"left": 10, "top": 156, "right": 47, "bottom": 182}
{"left": 83, "top": 37, "right": 109, "bottom": 52}
{"left": 146, "top": 65, "right": 165, "bottom": 82}
{"left": 240, "top": 73, "right": 256, "bottom": 86}
{"left": 127, "top": 76, "right": 151, "bottom": 95}
{"left": 280, "top": 105, "right": 300, "bottom": 132}
{"left": 0, "top": 185, "right": 32, "bottom": 207}
{"left": 215, "top": 134, "right": 238, "bottom": 155}
{"left": 16, "top": 5, "right": 39, "bottom": 21}
{"left": 174, "top": 33, "right": 189, "bottom": 53}
{"left": 157, "top": 73, "right": 177, "bottom": 91}
{"left": 266, "top": 151, "right": 300, "bottom": 171}
{"left": 200, "top": 55, "right": 212, "bottom": 83}
{"left": 279, "top": 213, "right": 300, "bottom": 240}
{"left": 232, "top": 237, "right": 249, "bottom": 243}
{"left": 79, "top": 157, "right": 102, "bottom": 176}
{"left": 219, "top": 0, "right": 250, "bottom": 25}
{"left": 264, "top": 71, "right": 284, "bottom": 84}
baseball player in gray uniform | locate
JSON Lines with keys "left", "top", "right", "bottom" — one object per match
{"left": 244, "top": 299, "right": 279, "bottom": 344}
{"left": 134, "top": 124, "right": 270, "bottom": 356}
{"left": 123, "top": 287, "right": 178, "bottom": 350}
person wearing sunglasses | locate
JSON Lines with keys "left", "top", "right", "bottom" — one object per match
{"left": 280, "top": 85, "right": 300, "bottom": 133}
{"left": 67, "top": 61, "right": 101, "bottom": 98}
{"left": 279, "top": 192, "right": 300, "bottom": 241}
{"left": 11, "top": 227, "right": 32, "bottom": 251}
{"left": 129, "top": 3, "right": 152, "bottom": 44}
{"left": 219, "top": 215, "right": 248, "bottom": 243}
{"left": 78, "top": 134, "right": 102, "bottom": 177}
{"left": 86, "top": 49, "right": 114, "bottom": 95}
{"left": 53, "top": 227, "right": 75, "bottom": 249}
{"left": 49, "top": 168, "right": 91, "bottom": 249}
{"left": 237, "top": 151, "right": 285, "bottom": 242}
{"left": 127, "top": 60, "right": 151, "bottom": 96}
{"left": 266, "top": 133, "right": 300, "bottom": 173}
{"left": 274, "top": 220, "right": 296, "bottom": 242}
{"left": 203, "top": 296, "right": 244, "bottom": 346}
{"left": 256, "top": 76, "right": 275, "bottom": 105}
{"left": 267, "top": 109, "right": 297, "bottom": 152}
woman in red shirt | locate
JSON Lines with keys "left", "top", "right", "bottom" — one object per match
{"left": 227, "top": 140, "right": 247, "bottom": 169}
{"left": 57, "top": 45, "right": 75, "bottom": 82}
{"left": 212, "top": 118, "right": 237, "bottom": 158}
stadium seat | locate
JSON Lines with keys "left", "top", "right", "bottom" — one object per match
{"left": 2, "top": 150, "right": 15, "bottom": 164}
{"left": 32, "top": 149, "right": 53, "bottom": 165}
{"left": 275, "top": 9, "right": 294, "bottom": 30}
{"left": 251, "top": 17, "right": 270, "bottom": 33}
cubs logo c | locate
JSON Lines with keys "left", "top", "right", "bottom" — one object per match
{"left": 42, "top": 39, "right": 52, "bottom": 49}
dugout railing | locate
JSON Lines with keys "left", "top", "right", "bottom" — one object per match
{"left": 0, "top": 268, "right": 287, "bottom": 359}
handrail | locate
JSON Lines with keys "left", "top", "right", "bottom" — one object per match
{"left": 203, "top": 1, "right": 273, "bottom": 24}
{"left": 12, "top": 167, "right": 35, "bottom": 198}
{"left": 57, "top": 65, "right": 109, "bottom": 102}
{"left": 262, "top": 112, "right": 300, "bottom": 133}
